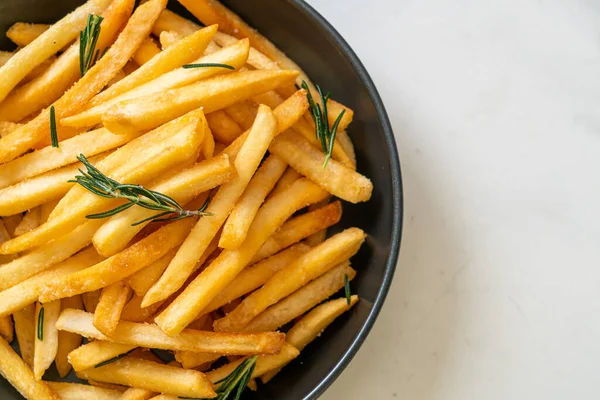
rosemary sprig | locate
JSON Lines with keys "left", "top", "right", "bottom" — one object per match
{"left": 94, "top": 348, "right": 136, "bottom": 368}
{"left": 182, "top": 63, "right": 235, "bottom": 70}
{"left": 344, "top": 274, "right": 351, "bottom": 306}
{"left": 49, "top": 106, "right": 59, "bottom": 148}
{"left": 79, "top": 14, "right": 104, "bottom": 76}
{"left": 69, "top": 154, "right": 212, "bottom": 225}
{"left": 301, "top": 81, "right": 346, "bottom": 168}
{"left": 203, "top": 355, "right": 258, "bottom": 400}
{"left": 37, "top": 306, "right": 44, "bottom": 341}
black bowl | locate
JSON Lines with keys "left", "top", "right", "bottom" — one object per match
{"left": 0, "top": 0, "right": 403, "bottom": 398}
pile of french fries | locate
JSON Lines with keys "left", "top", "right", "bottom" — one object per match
{"left": 0, "top": 0, "right": 373, "bottom": 398}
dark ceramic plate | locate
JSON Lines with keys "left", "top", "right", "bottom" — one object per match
{"left": 0, "top": 0, "right": 403, "bottom": 398}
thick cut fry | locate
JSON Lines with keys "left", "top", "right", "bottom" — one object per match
{"left": 120, "top": 387, "right": 156, "bottom": 400}
{"left": 64, "top": 38, "right": 247, "bottom": 129}
{"left": 0, "top": 336, "right": 59, "bottom": 399}
{"left": 220, "top": 154, "right": 287, "bottom": 249}
{"left": 94, "top": 282, "right": 132, "bottom": 336}
{"left": 34, "top": 299, "right": 61, "bottom": 379}
{"left": 270, "top": 130, "right": 373, "bottom": 203}
{"left": 206, "top": 110, "right": 243, "bottom": 144}
{"left": 13, "top": 207, "right": 41, "bottom": 237}
{"left": 0, "top": 221, "right": 102, "bottom": 290}
{"left": 1, "top": 113, "right": 204, "bottom": 255}
{"left": 103, "top": 70, "right": 297, "bottom": 135}
{"left": 0, "top": 316, "right": 13, "bottom": 343}
{"left": 129, "top": 250, "right": 176, "bottom": 297}
{"left": 200, "top": 243, "right": 311, "bottom": 317}
{"left": 133, "top": 37, "right": 161, "bottom": 65}
{"left": 243, "top": 262, "right": 355, "bottom": 332}
{"left": 90, "top": 25, "right": 218, "bottom": 108}
{"left": 224, "top": 100, "right": 258, "bottom": 130}
{"left": 68, "top": 341, "right": 136, "bottom": 371}
{"left": 13, "top": 304, "right": 36, "bottom": 369}
{"left": 39, "top": 219, "right": 195, "bottom": 302}
{"left": 0, "top": 153, "right": 108, "bottom": 217}
{"left": 78, "top": 356, "right": 216, "bottom": 398}
{"left": 0, "top": 248, "right": 97, "bottom": 316}
{"left": 0, "top": 128, "right": 141, "bottom": 190}
{"left": 93, "top": 153, "right": 234, "bottom": 257}
{"left": 0, "top": 0, "right": 112, "bottom": 103}
{"left": 6, "top": 22, "right": 50, "bottom": 47}
{"left": 252, "top": 200, "right": 343, "bottom": 263}
{"left": 155, "top": 178, "right": 328, "bottom": 335}
{"left": 214, "top": 228, "right": 365, "bottom": 332}
{"left": 206, "top": 343, "right": 299, "bottom": 383}
{"left": 47, "top": 382, "right": 122, "bottom": 400}
{"left": 56, "top": 295, "right": 84, "bottom": 377}
{"left": 82, "top": 290, "right": 102, "bottom": 314}
{"left": 261, "top": 295, "right": 359, "bottom": 383}
{"left": 268, "top": 167, "right": 301, "bottom": 200}
{"left": 57, "top": 309, "right": 285, "bottom": 355}
{"left": 143, "top": 107, "right": 276, "bottom": 307}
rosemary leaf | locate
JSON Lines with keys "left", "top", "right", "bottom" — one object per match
{"left": 49, "top": 106, "right": 59, "bottom": 148}
{"left": 37, "top": 306, "right": 44, "bottom": 341}
{"left": 182, "top": 63, "right": 235, "bottom": 70}
{"left": 344, "top": 274, "right": 351, "bottom": 306}
{"left": 80, "top": 14, "right": 104, "bottom": 77}
{"left": 212, "top": 355, "right": 258, "bottom": 400}
{"left": 94, "top": 348, "right": 136, "bottom": 368}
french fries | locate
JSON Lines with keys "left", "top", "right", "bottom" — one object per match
{"left": 0, "top": 336, "right": 59, "bottom": 399}
{"left": 68, "top": 341, "right": 136, "bottom": 372}
{"left": 120, "top": 387, "right": 156, "bottom": 400}
{"left": 268, "top": 167, "right": 301, "bottom": 200}
{"left": 56, "top": 295, "right": 84, "bottom": 377}
{"left": 6, "top": 23, "right": 50, "bottom": 47}
{"left": 159, "top": 30, "right": 183, "bottom": 49}
{"left": 129, "top": 250, "right": 177, "bottom": 297}
{"left": 213, "top": 228, "right": 365, "bottom": 332}
{"left": 78, "top": 356, "right": 216, "bottom": 398}
{"left": 132, "top": 37, "right": 161, "bottom": 65}
{"left": 47, "top": 382, "right": 122, "bottom": 400}
{"left": 13, "top": 304, "right": 36, "bottom": 369}
{"left": 143, "top": 105, "right": 276, "bottom": 307}
{"left": 94, "top": 282, "right": 133, "bottom": 336}
{"left": 206, "top": 110, "right": 244, "bottom": 144}
{"left": 13, "top": 207, "right": 41, "bottom": 237}
{"left": 56, "top": 309, "right": 286, "bottom": 355}
{"left": 0, "top": 316, "right": 13, "bottom": 343}
{"left": 34, "top": 300, "right": 61, "bottom": 379}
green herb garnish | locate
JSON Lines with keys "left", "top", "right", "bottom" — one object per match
{"left": 182, "top": 63, "right": 235, "bottom": 70}
{"left": 37, "top": 306, "right": 44, "bottom": 341}
{"left": 79, "top": 14, "right": 104, "bottom": 76}
{"left": 49, "top": 105, "right": 59, "bottom": 148}
{"left": 302, "top": 81, "right": 346, "bottom": 168}
{"left": 94, "top": 348, "right": 136, "bottom": 368}
{"left": 70, "top": 154, "right": 212, "bottom": 225}
{"left": 344, "top": 274, "right": 351, "bottom": 306}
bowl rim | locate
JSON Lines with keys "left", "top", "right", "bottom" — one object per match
{"left": 286, "top": 1, "right": 404, "bottom": 398}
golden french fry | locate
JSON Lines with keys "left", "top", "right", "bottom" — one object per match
{"left": 34, "top": 299, "right": 61, "bottom": 379}
{"left": 0, "top": 316, "right": 13, "bottom": 343}
{"left": 159, "top": 30, "right": 182, "bottom": 49}
{"left": 268, "top": 167, "right": 301, "bottom": 200}
{"left": 39, "top": 218, "right": 196, "bottom": 302}
{"left": 2, "top": 215, "right": 22, "bottom": 238}
{"left": 153, "top": 9, "right": 200, "bottom": 36}
{"left": 47, "top": 382, "right": 122, "bottom": 400}
{"left": 201, "top": 244, "right": 311, "bottom": 317}
{"left": 93, "top": 153, "right": 234, "bottom": 257}
{"left": 0, "top": 247, "right": 102, "bottom": 317}
{"left": 120, "top": 294, "right": 163, "bottom": 323}
{"left": 261, "top": 295, "right": 359, "bottom": 383}
{"left": 212, "top": 31, "right": 281, "bottom": 74}
{"left": 305, "top": 198, "right": 331, "bottom": 246}
{"left": 336, "top": 129, "right": 357, "bottom": 167}
{"left": 133, "top": 37, "right": 161, "bottom": 65}
{"left": 206, "top": 110, "right": 243, "bottom": 144}
{"left": 269, "top": 130, "right": 372, "bottom": 203}
{"left": 0, "top": 0, "right": 112, "bottom": 103}
{"left": 143, "top": 107, "right": 276, "bottom": 308}
{"left": 0, "top": 51, "right": 12, "bottom": 67}
{"left": 252, "top": 200, "right": 342, "bottom": 263}
{"left": 56, "top": 295, "right": 84, "bottom": 378}
{"left": 78, "top": 356, "right": 216, "bottom": 398}
{"left": 6, "top": 22, "right": 50, "bottom": 46}
{"left": 0, "top": 153, "right": 108, "bottom": 217}
{"left": 68, "top": 341, "right": 136, "bottom": 372}
{"left": 94, "top": 282, "right": 132, "bottom": 336}
{"left": 243, "top": 262, "right": 355, "bottom": 332}
{"left": 20, "top": 56, "right": 57, "bottom": 85}
{"left": 63, "top": 35, "right": 245, "bottom": 129}
{"left": 13, "top": 304, "right": 36, "bottom": 369}
{"left": 120, "top": 387, "right": 156, "bottom": 400}
{"left": 1, "top": 112, "right": 204, "bottom": 255}
{"left": 129, "top": 249, "right": 176, "bottom": 297}
{"left": 213, "top": 228, "right": 365, "bottom": 332}
{"left": 0, "top": 121, "right": 21, "bottom": 137}
{"left": 0, "top": 128, "right": 142, "bottom": 190}
{"left": 0, "top": 335, "right": 59, "bottom": 399}
{"left": 103, "top": 70, "right": 297, "bottom": 135}
{"left": 174, "top": 352, "right": 220, "bottom": 370}
{"left": 57, "top": 309, "right": 285, "bottom": 355}
{"left": 202, "top": 118, "right": 216, "bottom": 159}
{"left": 0, "top": 220, "right": 17, "bottom": 264}
{"left": 13, "top": 207, "right": 41, "bottom": 237}
{"left": 206, "top": 343, "right": 299, "bottom": 383}
{"left": 224, "top": 100, "right": 258, "bottom": 130}
{"left": 82, "top": 290, "right": 102, "bottom": 314}
{"left": 39, "top": 199, "right": 60, "bottom": 224}
{"left": 155, "top": 178, "right": 329, "bottom": 335}
{"left": 0, "top": 221, "right": 102, "bottom": 290}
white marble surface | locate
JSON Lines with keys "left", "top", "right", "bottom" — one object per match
{"left": 306, "top": 0, "right": 600, "bottom": 399}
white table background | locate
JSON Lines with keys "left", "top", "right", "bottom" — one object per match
{"left": 306, "top": 0, "right": 600, "bottom": 399}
